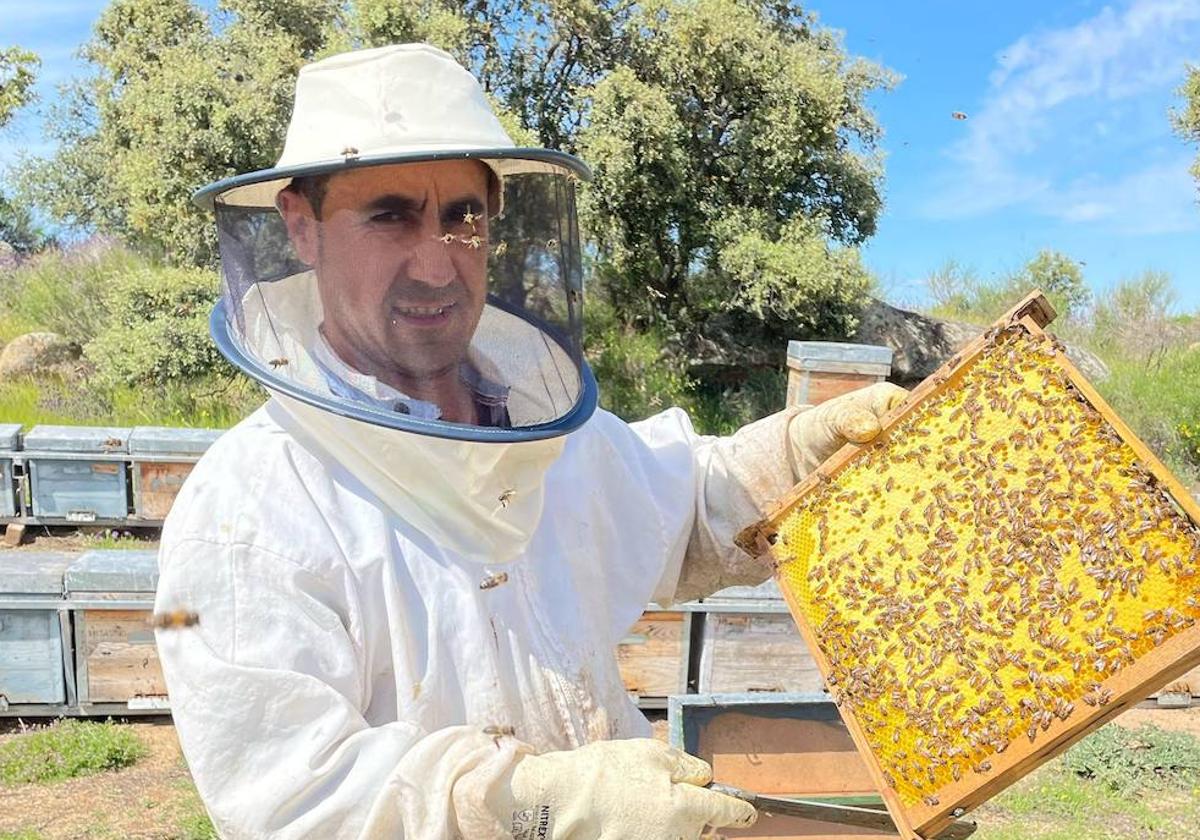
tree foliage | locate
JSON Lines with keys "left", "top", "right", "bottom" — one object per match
{"left": 0, "top": 47, "right": 39, "bottom": 130}
{"left": 1174, "top": 64, "right": 1200, "bottom": 185}
{"left": 927, "top": 249, "right": 1089, "bottom": 325}
{"left": 16, "top": 0, "right": 893, "bottom": 422}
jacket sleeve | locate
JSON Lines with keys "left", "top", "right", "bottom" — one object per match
{"left": 630, "top": 405, "right": 803, "bottom": 606}
{"left": 154, "top": 537, "right": 522, "bottom": 840}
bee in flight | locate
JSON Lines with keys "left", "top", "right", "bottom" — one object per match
{"left": 151, "top": 610, "right": 200, "bottom": 630}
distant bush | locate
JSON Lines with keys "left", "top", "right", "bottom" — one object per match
{"left": 585, "top": 301, "right": 697, "bottom": 423}
{"left": 1063, "top": 724, "right": 1200, "bottom": 796}
{"left": 0, "top": 719, "right": 147, "bottom": 785}
{"left": 927, "top": 250, "right": 1090, "bottom": 325}
{"left": 85, "top": 262, "right": 227, "bottom": 387}
{"left": 0, "top": 238, "right": 133, "bottom": 345}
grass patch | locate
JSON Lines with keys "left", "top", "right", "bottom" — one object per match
{"left": 1062, "top": 723, "right": 1200, "bottom": 795}
{"left": 0, "top": 831, "right": 46, "bottom": 840}
{"left": 0, "top": 720, "right": 148, "bottom": 785}
{"left": 974, "top": 726, "right": 1200, "bottom": 840}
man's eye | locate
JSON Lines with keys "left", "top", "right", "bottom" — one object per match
{"left": 371, "top": 212, "right": 408, "bottom": 224}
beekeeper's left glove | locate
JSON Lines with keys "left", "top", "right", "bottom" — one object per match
{"left": 787, "top": 382, "right": 908, "bottom": 479}
{"left": 489, "top": 738, "right": 757, "bottom": 839}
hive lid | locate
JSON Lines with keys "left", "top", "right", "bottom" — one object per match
{"left": 129, "top": 426, "right": 223, "bottom": 456}
{"left": 703, "top": 579, "right": 784, "bottom": 602}
{"left": 0, "top": 423, "right": 22, "bottom": 451}
{"left": 787, "top": 341, "right": 894, "bottom": 372}
{"left": 0, "top": 551, "right": 76, "bottom": 595}
{"left": 24, "top": 425, "right": 131, "bottom": 453}
{"left": 65, "top": 549, "right": 159, "bottom": 593}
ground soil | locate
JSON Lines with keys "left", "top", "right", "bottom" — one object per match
{"left": 0, "top": 718, "right": 197, "bottom": 840}
{"left": 2, "top": 707, "right": 1198, "bottom": 839}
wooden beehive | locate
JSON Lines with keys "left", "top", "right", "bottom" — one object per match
{"left": 688, "top": 581, "right": 826, "bottom": 695}
{"left": 616, "top": 610, "right": 691, "bottom": 704}
{"left": 737, "top": 292, "right": 1200, "bottom": 839}
{"left": 787, "top": 342, "right": 894, "bottom": 408}
{"left": 129, "top": 426, "right": 222, "bottom": 521}
{"left": 670, "top": 694, "right": 897, "bottom": 839}
{"left": 66, "top": 549, "right": 167, "bottom": 711}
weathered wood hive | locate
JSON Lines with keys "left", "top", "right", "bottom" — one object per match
{"left": 738, "top": 292, "right": 1200, "bottom": 839}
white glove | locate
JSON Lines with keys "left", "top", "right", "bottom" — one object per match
{"left": 489, "top": 738, "right": 757, "bottom": 840}
{"left": 787, "top": 382, "right": 908, "bottom": 479}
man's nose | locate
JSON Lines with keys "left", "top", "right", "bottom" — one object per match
{"left": 404, "top": 235, "right": 458, "bottom": 287}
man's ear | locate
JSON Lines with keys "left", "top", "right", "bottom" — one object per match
{"left": 276, "top": 187, "right": 320, "bottom": 266}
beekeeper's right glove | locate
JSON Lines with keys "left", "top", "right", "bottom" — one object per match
{"left": 489, "top": 738, "right": 758, "bottom": 840}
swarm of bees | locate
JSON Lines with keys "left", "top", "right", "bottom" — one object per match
{"left": 774, "top": 326, "right": 1200, "bottom": 808}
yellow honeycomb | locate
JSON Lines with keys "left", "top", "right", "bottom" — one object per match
{"left": 773, "top": 326, "right": 1200, "bottom": 808}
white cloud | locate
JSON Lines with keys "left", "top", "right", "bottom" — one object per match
{"left": 1043, "top": 154, "right": 1200, "bottom": 234}
{"left": 922, "top": 0, "right": 1200, "bottom": 224}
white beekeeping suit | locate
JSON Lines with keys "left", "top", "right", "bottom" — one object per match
{"left": 155, "top": 43, "right": 904, "bottom": 840}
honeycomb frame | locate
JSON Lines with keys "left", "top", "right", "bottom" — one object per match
{"left": 736, "top": 292, "right": 1200, "bottom": 839}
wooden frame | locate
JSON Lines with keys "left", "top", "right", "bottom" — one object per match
{"left": 736, "top": 292, "right": 1200, "bottom": 839}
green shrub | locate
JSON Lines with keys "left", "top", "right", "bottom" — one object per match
{"left": 0, "top": 719, "right": 148, "bottom": 785}
{"left": 1095, "top": 346, "right": 1200, "bottom": 481}
{"left": 1062, "top": 724, "right": 1200, "bottom": 796}
{"left": 0, "top": 238, "right": 136, "bottom": 345}
{"left": 585, "top": 302, "right": 697, "bottom": 422}
{"left": 84, "top": 262, "right": 226, "bottom": 387}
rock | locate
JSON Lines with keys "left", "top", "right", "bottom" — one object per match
{"left": 0, "top": 242, "right": 17, "bottom": 271}
{"left": 853, "top": 298, "right": 1109, "bottom": 385}
{"left": 0, "top": 332, "right": 83, "bottom": 380}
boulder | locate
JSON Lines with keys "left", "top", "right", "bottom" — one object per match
{"left": 0, "top": 332, "right": 84, "bottom": 380}
{"left": 854, "top": 298, "right": 1109, "bottom": 386}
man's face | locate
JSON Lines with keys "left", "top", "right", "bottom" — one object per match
{"left": 278, "top": 160, "right": 490, "bottom": 389}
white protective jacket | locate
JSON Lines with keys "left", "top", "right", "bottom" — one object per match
{"left": 154, "top": 398, "right": 799, "bottom": 839}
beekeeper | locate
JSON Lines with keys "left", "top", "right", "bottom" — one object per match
{"left": 154, "top": 43, "right": 905, "bottom": 839}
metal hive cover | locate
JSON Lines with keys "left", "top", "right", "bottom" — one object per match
{"left": 738, "top": 292, "right": 1200, "bottom": 839}
{"left": 65, "top": 549, "right": 160, "bottom": 593}
{"left": 0, "top": 551, "right": 77, "bottom": 595}
{"left": 24, "top": 425, "right": 131, "bottom": 453}
{"left": 0, "top": 423, "right": 22, "bottom": 451}
{"left": 128, "top": 426, "right": 223, "bottom": 456}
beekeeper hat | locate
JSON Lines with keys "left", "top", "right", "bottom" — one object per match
{"left": 194, "top": 43, "right": 590, "bottom": 210}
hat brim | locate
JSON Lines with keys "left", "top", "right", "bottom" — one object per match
{"left": 194, "top": 147, "right": 591, "bottom": 210}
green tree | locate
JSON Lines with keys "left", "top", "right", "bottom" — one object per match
{"left": 18, "top": 0, "right": 892, "bottom": 422}
{"left": 0, "top": 190, "right": 52, "bottom": 254}
{"left": 1174, "top": 64, "right": 1200, "bottom": 185}
{"left": 0, "top": 47, "right": 39, "bottom": 129}
{"left": 1018, "top": 249, "right": 1090, "bottom": 318}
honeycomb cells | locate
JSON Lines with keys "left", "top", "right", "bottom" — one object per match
{"left": 775, "top": 327, "right": 1200, "bottom": 808}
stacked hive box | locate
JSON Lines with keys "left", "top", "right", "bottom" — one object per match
{"left": 670, "top": 694, "right": 897, "bottom": 839}
{"left": 24, "top": 425, "right": 131, "bottom": 523}
{"left": 0, "top": 423, "right": 20, "bottom": 518}
{"left": 66, "top": 549, "right": 167, "bottom": 712}
{"left": 129, "top": 427, "right": 223, "bottom": 521}
{"left": 0, "top": 552, "right": 76, "bottom": 712}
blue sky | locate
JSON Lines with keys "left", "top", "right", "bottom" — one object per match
{"left": 3, "top": 0, "right": 1200, "bottom": 310}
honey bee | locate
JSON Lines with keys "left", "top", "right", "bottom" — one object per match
{"left": 483, "top": 724, "right": 515, "bottom": 748}
{"left": 268, "top": 357, "right": 289, "bottom": 369}
{"left": 479, "top": 571, "right": 509, "bottom": 590}
{"left": 150, "top": 610, "right": 200, "bottom": 630}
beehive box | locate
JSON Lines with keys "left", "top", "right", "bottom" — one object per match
{"left": 616, "top": 610, "right": 691, "bottom": 705}
{"left": 737, "top": 293, "right": 1200, "bottom": 839}
{"left": 0, "top": 552, "right": 76, "bottom": 711}
{"left": 787, "top": 342, "right": 894, "bottom": 408}
{"left": 0, "top": 423, "right": 21, "bottom": 518}
{"left": 24, "top": 425, "right": 131, "bottom": 522}
{"left": 669, "top": 693, "right": 897, "bottom": 839}
{"left": 695, "top": 580, "right": 824, "bottom": 695}
{"left": 66, "top": 549, "right": 167, "bottom": 711}
{"left": 129, "top": 426, "right": 222, "bottom": 521}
